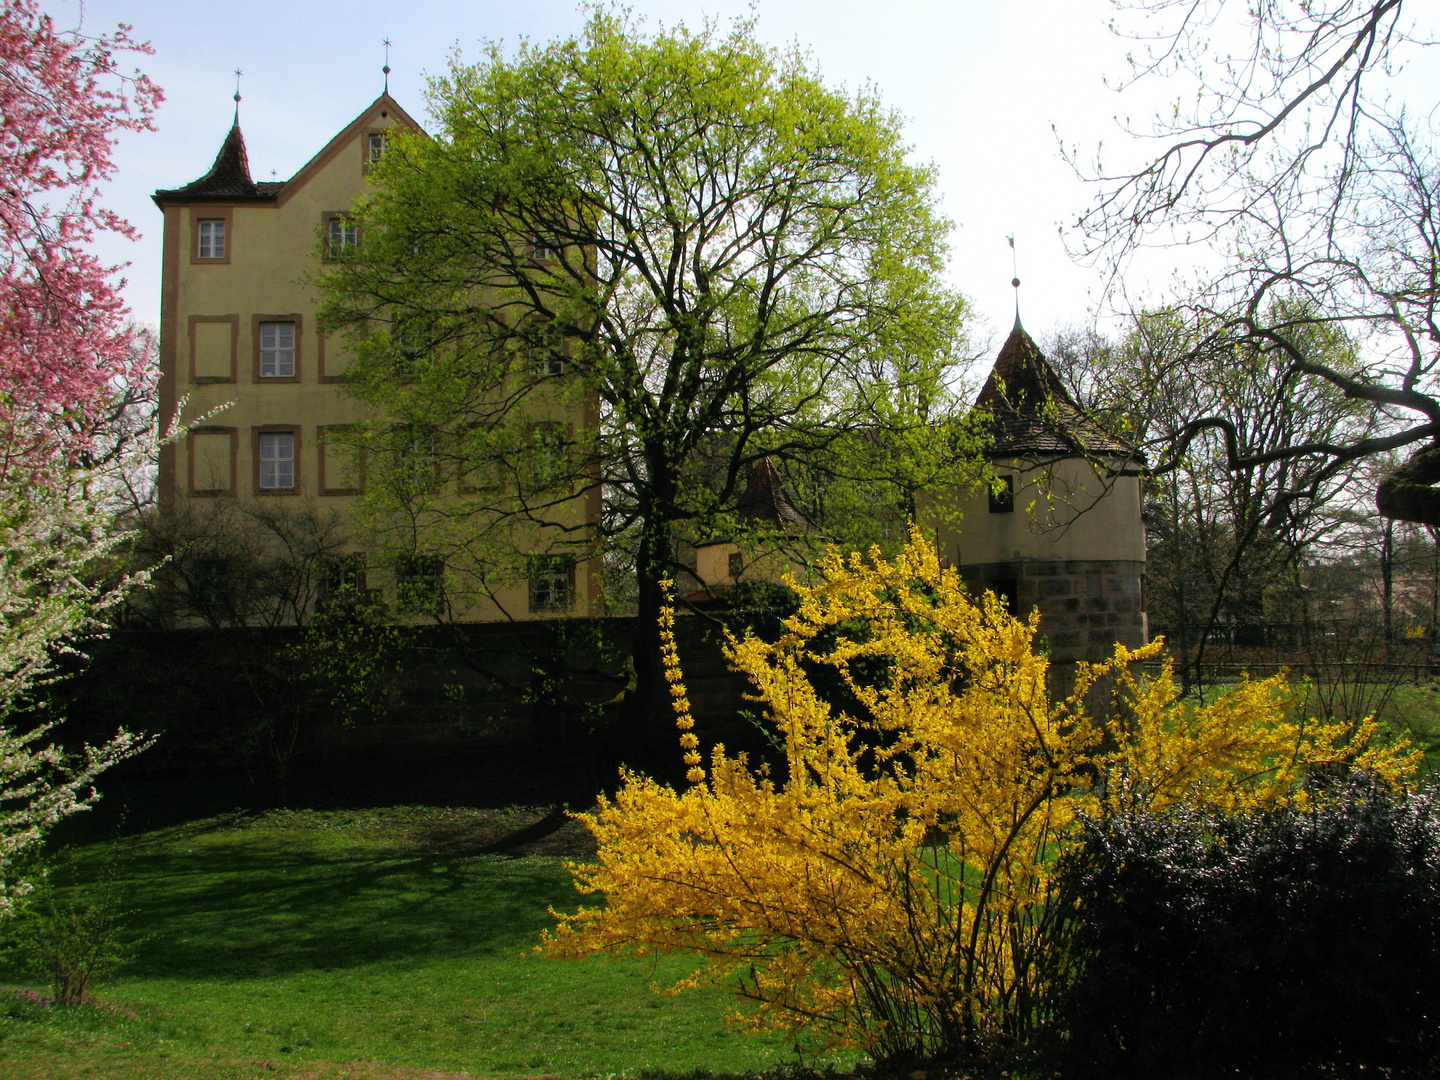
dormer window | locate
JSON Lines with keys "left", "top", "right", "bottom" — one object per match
{"left": 197, "top": 219, "right": 225, "bottom": 259}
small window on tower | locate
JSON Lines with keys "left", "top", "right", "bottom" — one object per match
{"left": 988, "top": 475, "right": 1015, "bottom": 514}
{"left": 197, "top": 219, "right": 225, "bottom": 259}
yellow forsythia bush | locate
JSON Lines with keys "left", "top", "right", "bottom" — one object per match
{"left": 541, "top": 529, "right": 1416, "bottom": 1061}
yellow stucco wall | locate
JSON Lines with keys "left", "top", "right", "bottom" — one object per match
{"left": 928, "top": 458, "right": 1146, "bottom": 569}
{"left": 157, "top": 96, "right": 601, "bottom": 620}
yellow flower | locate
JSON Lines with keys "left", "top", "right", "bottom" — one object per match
{"left": 543, "top": 527, "right": 1415, "bottom": 1060}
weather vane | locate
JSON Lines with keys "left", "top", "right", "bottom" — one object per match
{"left": 382, "top": 39, "right": 392, "bottom": 94}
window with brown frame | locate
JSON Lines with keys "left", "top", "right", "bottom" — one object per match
{"left": 529, "top": 555, "right": 574, "bottom": 613}
{"left": 530, "top": 234, "right": 561, "bottom": 261}
{"left": 988, "top": 475, "right": 1015, "bottom": 514}
{"left": 256, "top": 319, "right": 300, "bottom": 383}
{"left": 317, "top": 553, "right": 367, "bottom": 610}
{"left": 196, "top": 219, "right": 225, "bottom": 259}
{"left": 324, "top": 213, "right": 358, "bottom": 259}
{"left": 395, "top": 554, "right": 444, "bottom": 615}
{"left": 252, "top": 426, "right": 301, "bottom": 495}
{"left": 525, "top": 422, "right": 568, "bottom": 490}
{"left": 366, "top": 132, "right": 386, "bottom": 165}
{"left": 189, "top": 208, "right": 233, "bottom": 265}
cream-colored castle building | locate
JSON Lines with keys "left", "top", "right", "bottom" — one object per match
{"left": 155, "top": 95, "right": 1144, "bottom": 656}
{"left": 154, "top": 94, "right": 603, "bottom": 621}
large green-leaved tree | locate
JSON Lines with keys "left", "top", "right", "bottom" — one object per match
{"left": 318, "top": 9, "right": 974, "bottom": 733}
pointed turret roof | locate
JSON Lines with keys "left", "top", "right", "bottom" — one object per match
{"left": 735, "top": 458, "right": 810, "bottom": 531}
{"left": 976, "top": 323, "right": 1131, "bottom": 458}
{"left": 153, "top": 123, "right": 283, "bottom": 203}
{"left": 153, "top": 94, "right": 423, "bottom": 209}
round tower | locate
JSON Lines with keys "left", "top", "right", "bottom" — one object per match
{"left": 934, "top": 321, "right": 1147, "bottom": 664}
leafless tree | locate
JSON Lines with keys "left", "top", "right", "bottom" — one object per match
{"left": 1073, "top": 1, "right": 1440, "bottom": 526}
{"left": 1047, "top": 309, "right": 1374, "bottom": 690}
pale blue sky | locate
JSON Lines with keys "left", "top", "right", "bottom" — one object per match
{"left": 57, "top": 0, "right": 1437, "bottom": 353}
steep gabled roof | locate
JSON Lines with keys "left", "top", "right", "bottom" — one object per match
{"left": 735, "top": 458, "right": 810, "bottom": 531}
{"left": 274, "top": 93, "right": 423, "bottom": 208}
{"left": 975, "top": 323, "right": 1132, "bottom": 458}
{"left": 153, "top": 123, "right": 278, "bottom": 203}
{"left": 153, "top": 93, "right": 423, "bottom": 209}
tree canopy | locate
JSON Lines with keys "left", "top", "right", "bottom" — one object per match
{"left": 318, "top": 9, "right": 976, "bottom": 728}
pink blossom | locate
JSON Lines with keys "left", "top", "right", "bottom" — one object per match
{"left": 0, "top": 0, "right": 161, "bottom": 468}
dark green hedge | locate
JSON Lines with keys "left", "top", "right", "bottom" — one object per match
{"left": 1051, "top": 773, "right": 1440, "bottom": 1078}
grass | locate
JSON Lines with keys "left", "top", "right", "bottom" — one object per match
{"left": 0, "top": 807, "right": 859, "bottom": 1080}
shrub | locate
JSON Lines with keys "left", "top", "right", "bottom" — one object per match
{"left": 541, "top": 530, "right": 1416, "bottom": 1064}
{"left": 1052, "top": 772, "right": 1440, "bottom": 1077}
{"left": 4, "top": 846, "right": 137, "bottom": 1006}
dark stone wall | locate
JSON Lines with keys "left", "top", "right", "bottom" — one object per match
{"left": 961, "top": 559, "right": 1148, "bottom": 662}
{"left": 33, "top": 616, "right": 763, "bottom": 827}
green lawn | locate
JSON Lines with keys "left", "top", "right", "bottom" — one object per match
{"left": 0, "top": 808, "right": 857, "bottom": 1080}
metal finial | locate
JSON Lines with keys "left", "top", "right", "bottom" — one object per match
{"left": 1007, "top": 235, "right": 1022, "bottom": 329}
{"left": 232, "top": 68, "right": 243, "bottom": 123}
{"left": 382, "top": 39, "right": 392, "bottom": 94}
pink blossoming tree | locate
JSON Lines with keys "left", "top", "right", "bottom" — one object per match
{"left": 0, "top": 0, "right": 161, "bottom": 912}
{"left": 0, "top": 0, "right": 159, "bottom": 468}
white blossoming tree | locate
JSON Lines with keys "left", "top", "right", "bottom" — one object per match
{"left": 0, "top": 422, "right": 155, "bottom": 916}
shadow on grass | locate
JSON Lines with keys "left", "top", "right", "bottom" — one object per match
{"left": 0, "top": 834, "right": 581, "bottom": 984}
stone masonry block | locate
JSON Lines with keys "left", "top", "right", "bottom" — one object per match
{"left": 1039, "top": 578, "right": 1072, "bottom": 597}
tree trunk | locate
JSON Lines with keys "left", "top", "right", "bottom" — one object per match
{"left": 1377, "top": 443, "right": 1440, "bottom": 527}
{"left": 630, "top": 502, "right": 677, "bottom": 773}
{"left": 1382, "top": 518, "right": 1395, "bottom": 644}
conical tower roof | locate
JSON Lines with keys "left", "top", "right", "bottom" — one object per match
{"left": 154, "top": 123, "right": 282, "bottom": 202}
{"left": 735, "top": 458, "right": 810, "bottom": 531}
{"left": 975, "top": 323, "right": 1131, "bottom": 457}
